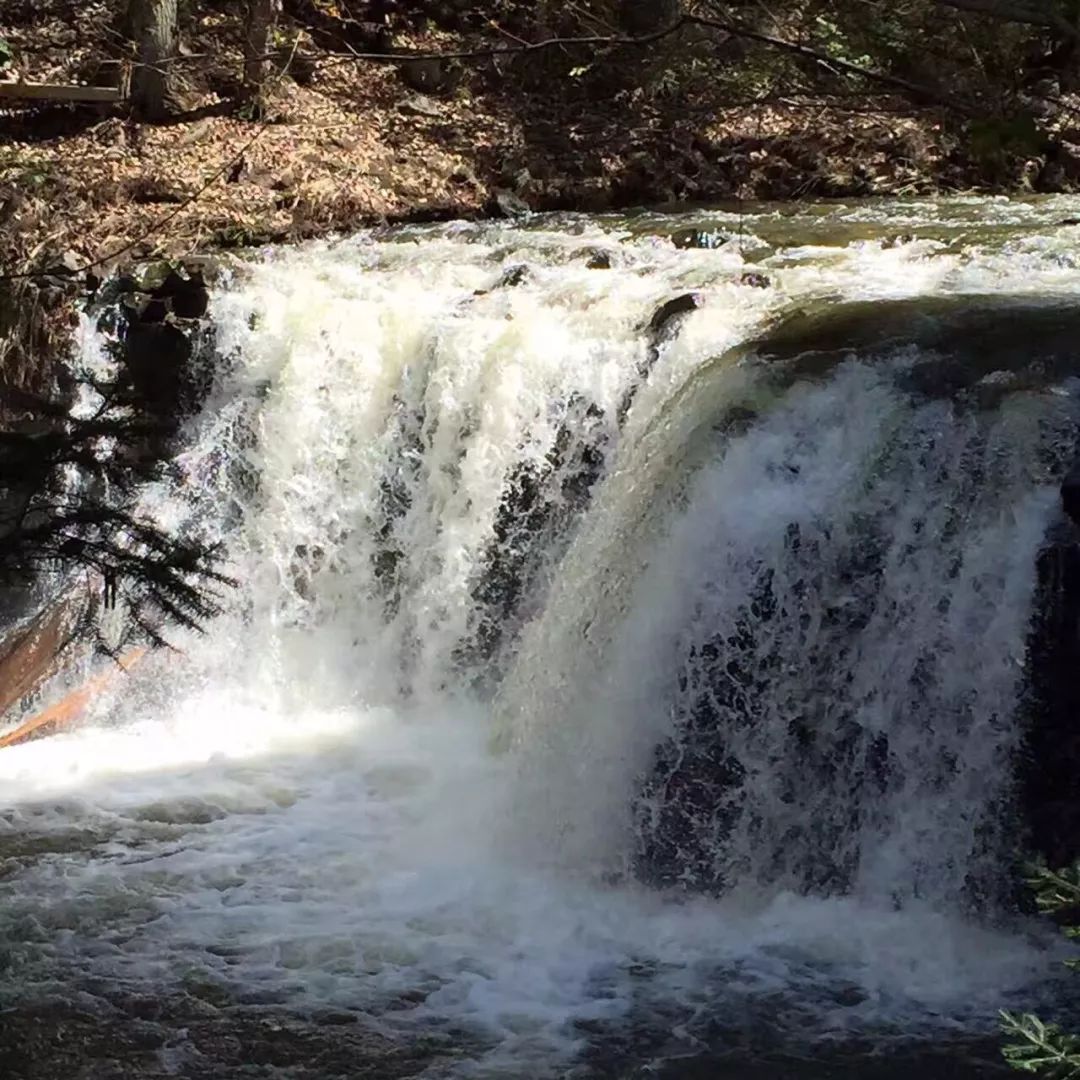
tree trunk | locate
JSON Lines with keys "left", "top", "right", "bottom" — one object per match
{"left": 127, "top": 0, "right": 179, "bottom": 120}
{"left": 243, "top": 0, "right": 282, "bottom": 112}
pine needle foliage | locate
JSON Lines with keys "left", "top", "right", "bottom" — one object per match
{"left": 1002, "top": 861, "right": 1080, "bottom": 1076}
{"left": 0, "top": 372, "right": 234, "bottom": 652}
{"left": 1002, "top": 1012, "right": 1080, "bottom": 1078}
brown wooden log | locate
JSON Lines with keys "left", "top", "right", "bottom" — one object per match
{"left": 0, "top": 82, "right": 124, "bottom": 103}
{"left": 0, "top": 601, "right": 81, "bottom": 720}
{"left": 0, "top": 647, "right": 147, "bottom": 750}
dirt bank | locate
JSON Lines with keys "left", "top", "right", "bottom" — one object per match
{"left": 4, "top": 0, "right": 1065, "bottom": 293}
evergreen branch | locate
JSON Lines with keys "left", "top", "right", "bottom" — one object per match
{"left": 1024, "top": 861, "right": 1080, "bottom": 915}
{"left": 1002, "top": 1012, "right": 1080, "bottom": 1077}
{"left": 0, "top": 360, "right": 234, "bottom": 652}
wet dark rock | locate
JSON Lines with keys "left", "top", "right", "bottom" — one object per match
{"left": 1059, "top": 217, "right": 1080, "bottom": 226}
{"left": 1062, "top": 456, "right": 1080, "bottom": 525}
{"left": 617, "top": 293, "right": 703, "bottom": 424}
{"left": 499, "top": 264, "right": 529, "bottom": 288}
{"left": 139, "top": 297, "right": 169, "bottom": 323}
{"left": 670, "top": 228, "right": 728, "bottom": 250}
{"left": 122, "top": 321, "right": 199, "bottom": 426}
{"left": 635, "top": 519, "right": 909, "bottom": 900}
{"left": 740, "top": 271, "right": 771, "bottom": 288}
{"left": 313, "top": 1009, "right": 361, "bottom": 1026}
{"left": 171, "top": 286, "right": 209, "bottom": 320}
{"left": 493, "top": 188, "right": 531, "bottom": 218}
{"left": 151, "top": 269, "right": 210, "bottom": 319}
{"left": 648, "top": 292, "right": 702, "bottom": 336}
{"left": 181, "top": 254, "right": 223, "bottom": 285}
{"left": 579, "top": 248, "right": 613, "bottom": 269}
{"left": 35, "top": 284, "right": 67, "bottom": 308}
{"left": 130, "top": 260, "right": 174, "bottom": 294}
{"left": 634, "top": 584, "right": 771, "bottom": 895}
{"left": 1022, "top": 515, "right": 1080, "bottom": 871}
{"left": 830, "top": 984, "right": 868, "bottom": 1008}
{"left": 463, "top": 397, "right": 610, "bottom": 674}
{"left": 472, "top": 264, "right": 530, "bottom": 297}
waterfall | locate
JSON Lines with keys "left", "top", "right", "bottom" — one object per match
{"left": 3, "top": 205, "right": 1080, "bottom": 1077}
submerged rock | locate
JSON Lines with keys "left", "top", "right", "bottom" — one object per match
{"left": 648, "top": 292, "right": 702, "bottom": 336}
{"left": 497, "top": 264, "right": 529, "bottom": 288}
{"left": 617, "top": 293, "right": 703, "bottom": 424}
{"left": 670, "top": 228, "right": 728, "bottom": 250}
{"left": 462, "top": 396, "right": 610, "bottom": 674}
{"left": 472, "top": 263, "right": 530, "bottom": 296}
{"left": 740, "top": 271, "right": 771, "bottom": 288}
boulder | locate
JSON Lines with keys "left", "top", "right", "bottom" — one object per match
{"left": 130, "top": 260, "right": 174, "bottom": 294}
{"left": 122, "top": 321, "right": 197, "bottom": 422}
{"left": 399, "top": 93, "right": 442, "bottom": 118}
{"left": 493, "top": 189, "right": 531, "bottom": 218}
{"left": 648, "top": 292, "right": 702, "bottom": 336}
{"left": 180, "top": 255, "right": 224, "bottom": 286}
{"left": 152, "top": 269, "right": 210, "bottom": 319}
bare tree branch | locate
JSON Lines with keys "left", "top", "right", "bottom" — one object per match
{"left": 315, "top": 20, "right": 690, "bottom": 69}
{"left": 685, "top": 13, "right": 976, "bottom": 113}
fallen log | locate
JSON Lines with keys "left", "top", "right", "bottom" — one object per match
{"left": 0, "top": 82, "right": 123, "bottom": 103}
{"left": 0, "top": 599, "right": 83, "bottom": 719}
{"left": 0, "top": 647, "right": 146, "bottom": 750}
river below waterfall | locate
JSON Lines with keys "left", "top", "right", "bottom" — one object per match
{"left": 4, "top": 196, "right": 1080, "bottom": 1078}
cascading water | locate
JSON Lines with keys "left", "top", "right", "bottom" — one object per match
{"left": 3, "top": 200, "right": 1080, "bottom": 1078}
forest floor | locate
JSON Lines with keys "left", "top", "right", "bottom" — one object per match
{"left": 0, "top": 0, "right": 1045, "bottom": 286}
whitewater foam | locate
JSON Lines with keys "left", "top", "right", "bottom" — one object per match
{"left": 4, "top": 203, "right": 1080, "bottom": 1075}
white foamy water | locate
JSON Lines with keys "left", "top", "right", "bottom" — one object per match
{"left": 3, "top": 202, "right": 1080, "bottom": 1076}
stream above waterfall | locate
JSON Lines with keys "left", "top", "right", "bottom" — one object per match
{"left": 3, "top": 197, "right": 1080, "bottom": 1078}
